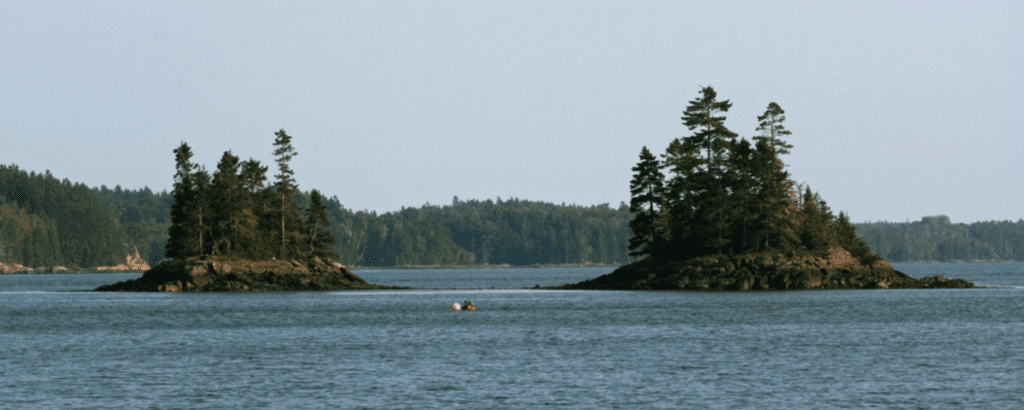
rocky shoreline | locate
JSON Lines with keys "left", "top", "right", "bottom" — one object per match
{"left": 564, "top": 248, "right": 974, "bottom": 291}
{"left": 95, "top": 256, "right": 394, "bottom": 292}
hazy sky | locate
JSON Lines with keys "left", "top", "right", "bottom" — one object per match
{"left": 2, "top": 1, "right": 1021, "bottom": 223}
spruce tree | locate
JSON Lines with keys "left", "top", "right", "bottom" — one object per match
{"left": 306, "top": 189, "right": 338, "bottom": 260}
{"left": 833, "top": 211, "right": 881, "bottom": 265}
{"left": 210, "top": 151, "right": 243, "bottom": 255}
{"left": 660, "top": 136, "right": 703, "bottom": 259}
{"left": 797, "top": 186, "right": 833, "bottom": 256}
{"left": 193, "top": 166, "right": 212, "bottom": 256}
{"left": 165, "top": 142, "right": 199, "bottom": 258}
{"left": 627, "top": 146, "right": 665, "bottom": 258}
{"left": 237, "top": 158, "right": 270, "bottom": 258}
{"left": 746, "top": 138, "right": 798, "bottom": 252}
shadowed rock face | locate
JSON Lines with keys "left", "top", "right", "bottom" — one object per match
{"left": 564, "top": 248, "right": 974, "bottom": 291}
{"left": 95, "top": 256, "right": 390, "bottom": 292}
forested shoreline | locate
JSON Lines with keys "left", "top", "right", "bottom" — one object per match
{"left": 3, "top": 165, "right": 1023, "bottom": 271}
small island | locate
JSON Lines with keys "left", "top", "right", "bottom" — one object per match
{"left": 567, "top": 87, "right": 973, "bottom": 291}
{"left": 97, "top": 130, "right": 388, "bottom": 292}
{"left": 95, "top": 255, "right": 387, "bottom": 292}
{"left": 564, "top": 248, "right": 972, "bottom": 291}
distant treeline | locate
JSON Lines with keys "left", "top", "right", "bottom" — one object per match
{"left": 0, "top": 164, "right": 132, "bottom": 268}
{"left": 855, "top": 215, "right": 1024, "bottom": 262}
{"left": 5, "top": 164, "right": 1023, "bottom": 268}
{"left": 1, "top": 163, "right": 633, "bottom": 268}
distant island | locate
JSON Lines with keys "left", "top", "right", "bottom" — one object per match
{"left": 566, "top": 87, "right": 973, "bottom": 291}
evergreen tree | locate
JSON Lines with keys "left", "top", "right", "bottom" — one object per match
{"left": 660, "top": 136, "right": 703, "bottom": 259}
{"left": 745, "top": 138, "right": 798, "bottom": 251}
{"left": 753, "top": 102, "right": 794, "bottom": 155}
{"left": 797, "top": 186, "right": 832, "bottom": 256}
{"left": 165, "top": 142, "right": 199, "bottom": 258}
{"left": 210, "top": 151, "right": 243, "bottom": 255}
{"left": 678, "top": 85, "right": 738, "bottom": 254}
{"left": 682, "top": 86, "right": 738, "bottom": 175}
{"left": 628, "top": 146, "right": 665, "bottom": 258}
{"left": 237, "top": 158, "right": 271, "bottom": 258}
{"left": 833, "top": 211, "right": 881, "bottom": 265}
{"left": 306, "top": 189, "right": 338, "bottom": 260}
{"left": 194, "top": 166, "right": 212, "bottom": 256}
{"left": 271, "top": 129, "right": 304, "bottom": 259}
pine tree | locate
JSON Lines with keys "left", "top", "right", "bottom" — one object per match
{"left": 627, "top": 146, "right": 665, "bottom": 258}
{"left": 754, "top": 102, "right": 794, "bottom": 156}
{"left": 682, "top": 86, "right": 738, "bottom": 175}
{"left": 271, "top": 129, "right": 303, "bottom": 259}
{"left": 679, "top": 86, "right": 738, "bottom": 254}
{"left": 306, "top": 189, "right": 338, "bottom": 260}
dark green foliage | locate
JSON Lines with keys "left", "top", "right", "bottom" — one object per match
{"left": 162, "top": 131, "right": 310, "bottom": 262}
{"left": 754, "top": 102, "right": 794, "bottom": 155}
{"left": 855, "top": 215, "right": 1023, "bottom": 262}
{"left": 797, "top": 186, "right": 832, "bottom": 257}
{"left": 166, "top": 142, "right": 200, "bottom": 259}
{"left": 0, "top": 165, "right": 127, "bottom": 267}
{"left": 91, "top": 185, "right": 173, "bottom": 267}
{"left": 271, "top": 129, "right": 304, "bottom": 259}
{"left": 638, "top": 86, "right": 882, "bottom": 264}
{"left": 306, "top": 189, "right": 338, "bottom": 260}
{"left": 210, "top": 151, "right": 243, "bottom": 256}
{"left": 658, "top": 86, "right": 742, "bottom": 258}
{"left": 628, "top": 146, "right": 665, "bottom": 258}
{"left": 681, "top": 85, "right": 738, "bottom": 175}
{"left": 833, "top": 212, "right": 881, "bottom": 265}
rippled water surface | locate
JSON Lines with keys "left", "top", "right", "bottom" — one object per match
{"left": 2, "top": 264, "right": 1023, "bottom": 409}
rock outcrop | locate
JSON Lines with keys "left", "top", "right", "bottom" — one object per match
{"left": 0, "top": 263, "right": 72, "bottom": 274}
{"left": 95, "top": 256, "right": 389, "bottom": 292}
{"left": 565, "top": 248, "right": 974, "bottom": 291}
{"left": 95, "top": 248, "right": 151, "bottom": 272}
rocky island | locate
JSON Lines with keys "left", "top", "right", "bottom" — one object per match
{"left": 96, "top": 131, "right": 396, "bottom": 292}
{"left": 95, "top": 256, "right": 390, "bottom": 292}
{"left": 565, "top": 248, "right": 973, "bottom": 291}
{"left": 579, "top": 87, "right": 975, "bottom": 291}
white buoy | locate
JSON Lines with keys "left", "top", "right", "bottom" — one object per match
{"left": 451, "top": 302, "right": 461, "bottom": 311}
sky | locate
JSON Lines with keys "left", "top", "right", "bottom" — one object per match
{"left": 2, "top": 1, "right": 1021, "bottom": 223}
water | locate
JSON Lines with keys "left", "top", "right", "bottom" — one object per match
{"left": 2, "top": 264, "right": 1023, "bottom": 409}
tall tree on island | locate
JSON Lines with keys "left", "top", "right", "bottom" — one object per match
{"left": 744, "top": 138, "right": 798, "bottom": 251}
{"left": 166, "top": 142, "right": 200, "bottom": 258}
{"left": 306, "top": 189, "right": 338, "bottom": 260}
{"left": 210, "top": 151, "right": 243, "bottom": 255}
{"left": 271, "top": 129, "right": 304, "bottom": 259}
{"left": 628, "top": 146, "right": 666, "bottom": 258}
{"left": 753, "top": 102, "right": 794, "bottom": 156}
{"left": 678, "top": 85, "right": 738, "bottom": 254}
{"left": 193, "top": 165, "right": 213, "bottom": 256}
{"left": 682, "top": 86, "right": 738, "bottom": 176}
{"left": 237, "top": 158, "right": 271, "bottom": 258}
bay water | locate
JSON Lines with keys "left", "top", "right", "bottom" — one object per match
{"left": 1, "top": 264, "right": 1022, "bottom": 409}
